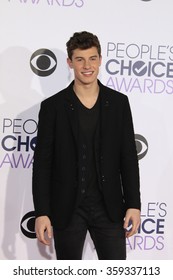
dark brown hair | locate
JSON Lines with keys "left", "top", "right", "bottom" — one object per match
{"left": 66, "top": 31, "right": 101, "bottom": 60}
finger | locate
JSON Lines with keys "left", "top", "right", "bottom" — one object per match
{"left": 47, "top": 225, "right": 52, "bottom": 239}
{"left": 37, "top": 227, "right": 50, "bottom": 246}
{"left": 123, "top": 216, "right": 130, "bottom": 229}
{"left": 126, "top": 221, "right": 140, "bottom": 238}
{"left": 39, "top": 234, "right": 50, "bottom": 245}
{"left": 126, "top": 227, "right": 136, "bottom": 238}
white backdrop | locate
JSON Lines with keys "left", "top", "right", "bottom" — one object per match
{"left": 0, "top": 0, "right": 173, "bottom": 260}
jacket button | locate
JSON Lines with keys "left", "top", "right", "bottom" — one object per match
{"left": 81, "top": 177, "right": 85, "bottom": 182}
{"left": 82, "top": 166, "right": 86, "bottom": 171}
{"left": 81, "top": 189, "right": 85, "bottom": 194}
{"left": 102, "top": 175, "right": 106, "bottom": 182}
{"left": 70, "top": 104, "right": 74, "bottom": 110}
{"left": 82, "top": 154, "right": 86, "bottom": 159}
{"left": 105, "top": 100, "right": 109, "bottom": 107}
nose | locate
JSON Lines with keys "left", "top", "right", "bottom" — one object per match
{"left": 83, "top": 59, "right": 91, "bottom": 69}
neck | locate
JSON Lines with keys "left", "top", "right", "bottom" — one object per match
{"left": 73, "top": 80, "right": 100, "bottom": 109}
{"left": 73, "top": 80, "right": 99, "bottom": 99}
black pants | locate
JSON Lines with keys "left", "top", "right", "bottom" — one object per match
{"left": 53, "top": 201, "right": 126, "bottom": 260}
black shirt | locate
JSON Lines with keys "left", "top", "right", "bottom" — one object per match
{"left": 74, "top": 91, "right": 103, "bottom": 206}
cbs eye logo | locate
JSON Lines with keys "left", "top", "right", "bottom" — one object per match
{"left": 20, "top": 211, "right": 36, "bottom": 239}
{"left": 135, "top": 134, "right": 148, "bottom": 160}
{"left": 30, "top": 49, "right": 57, "bottom": 76}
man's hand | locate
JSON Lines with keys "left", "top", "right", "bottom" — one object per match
{"left": 123, "top": 208, "right": 141, "bottom": 238}
{"left": 35, "top": 216, "right": 52, "bottom": 245}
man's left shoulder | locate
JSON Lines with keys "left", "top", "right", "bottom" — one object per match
{"left": 99, "top": 81, "right": 128, "bottom": 102}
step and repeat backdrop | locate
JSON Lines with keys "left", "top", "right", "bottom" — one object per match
{"left": 0, "top": 0, "right": 173, "bottom": 260}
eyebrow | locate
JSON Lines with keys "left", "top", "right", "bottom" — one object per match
{"left": 74, "top": 55, "right": 98, "bottom": 60}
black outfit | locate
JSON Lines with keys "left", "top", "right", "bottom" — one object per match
{"left": 53, "top": 92, "right": 126, "bottom": 259}
{"left": 32, "top": 80, "right": 140, "bottom": 259}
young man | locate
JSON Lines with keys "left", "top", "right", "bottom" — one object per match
{"left": 32, "top": 31, "right": 141, "bottom": 260}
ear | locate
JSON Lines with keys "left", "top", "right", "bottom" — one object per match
{"left": 67, "top": 58, "right": 73, "bottom": 69}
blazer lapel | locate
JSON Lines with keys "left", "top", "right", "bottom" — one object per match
{"left": 99, "top": 84, "right": 110, "bottom": 141}
{"left": 64, "top": 82, "right": 79, "bottom": 143}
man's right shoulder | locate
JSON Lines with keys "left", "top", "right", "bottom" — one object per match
{"left": 41, "top": 84, "right": 71, "bottom": 109}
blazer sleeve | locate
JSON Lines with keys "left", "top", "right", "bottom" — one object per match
{"left": 120, "top": 96, "right": 141, "bottom": 211}
{"left": 32, "top": 99, "right": 56, "bottom": 218}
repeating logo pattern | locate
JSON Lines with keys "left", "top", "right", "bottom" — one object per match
{"left": 135, "top": 134, "right": 148, "bottom": 160}
{"left": 20, "top": 211, "right": 36, "bottom": 238}
{"left": 30, "top": 49, "right": 57, "bottom": 76}
{"left": 8, "top": 0, "right": 85, "bottom": 8}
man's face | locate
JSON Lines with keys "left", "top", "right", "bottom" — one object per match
{"left": 67, "top": 47, "right": 102, "bottom": 86}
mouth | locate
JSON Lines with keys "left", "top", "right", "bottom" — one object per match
{"left": 82, "top": 71, "right": 94, "bottom": 76}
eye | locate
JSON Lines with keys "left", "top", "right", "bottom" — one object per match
{"left": 20, "top": 211, "right": 36, "bottom": 239}
{"left": 76, "top": 58, "right": 82, "bottom": 62}
{"left": 135, "top": 134, "right": 148, "bottom": 160}
{"left": 30, "top": 49, "right": 57, "bottom": 76}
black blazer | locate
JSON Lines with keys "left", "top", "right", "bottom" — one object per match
{"left": 32, "top": 80, "right": 141, "bottom": 229}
